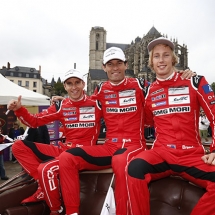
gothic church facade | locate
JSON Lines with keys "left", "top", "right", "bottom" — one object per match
{"left": 87, "top": 26, "right": 188, "bottom": 95}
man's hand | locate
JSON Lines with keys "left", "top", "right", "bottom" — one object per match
{"left": 50, "top": 96, "right": 64, "bottom": 105}
{"left": 179, "top": 69, "right": 196, "bottom": 80}
{"left": 7, "top": 95, "right": 22, "bottom": 111}
{"left": 202, "top": 153, "right": 215, "bottom": 165}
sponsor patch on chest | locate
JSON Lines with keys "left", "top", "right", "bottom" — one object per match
{"left": 153, "top": 106, "right": 190, "bottom": 116}
{"left": 168, "top": 86, "right": 189, "bottom": 95}
{"left": 168, "top": 95, "right": 190, "bottom": 105}
{"left": 119, "top": 97, "right": 136, "bottom": 106}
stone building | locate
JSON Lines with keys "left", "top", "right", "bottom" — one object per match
{"left": 0, "top": 62, "right": 52, "bottom": 97}
{"left": 87, "top": 26, "right": 188, "bottom": 95}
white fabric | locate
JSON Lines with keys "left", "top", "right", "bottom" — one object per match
{"left": 199, "top": 115, "right": 210, "bottom": 130}
{"left": 100, "top": 175, "right": 116, "bottom": 215}
{"left": 0, "top": 74, "right": 50, "bottom": 105}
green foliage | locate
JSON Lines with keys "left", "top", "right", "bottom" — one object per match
{"left": 53, "top": 82, "right": 67, "bottom": 96}
{"left": 211, "top": 82, "right": 215, "bottom": 93}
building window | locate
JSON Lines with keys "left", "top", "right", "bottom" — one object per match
{"left": 33, "top": 90, "right": 36, "bottom": 92}
{"left": 10, "top": 80, "right": 14, "bottom": 82}
{"left": 26, "top": 81, "right": 29, "bottom": 87}
{"left": 18, "top": 73, "right": 22, "bottom": 77}
{"left": 33, "top": 82, "right": 37, "bottom": 87}
{"left": 10, "top": 72, "right": 14, "bottom": 76}
{"left": 26, "top": 74, "right": 29, "bottom": 78}
{"left": 18, "top": 80, "right": 22, "bottom": 86}
{"left": 33, "top": 74, "right": 37, "bottom": 78}
{"left": 96, "top": 41, "right": 99, "bottom": 50}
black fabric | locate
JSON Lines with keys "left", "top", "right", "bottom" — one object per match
{"left": 66, "top": 147, "right": 112, "bottom": 166}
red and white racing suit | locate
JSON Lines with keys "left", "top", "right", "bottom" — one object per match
{"left": 12, "top": 95, "right": 102, "bottom": 211}
{"left": 127, "top": 72, "right": 215, "bottom": 215}
{"left": 58, "top": 78, "right": 148, "bottom": 215}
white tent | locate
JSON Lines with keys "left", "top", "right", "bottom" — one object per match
{"left": 0, "top": 74, "right": 50, "bottom": 105}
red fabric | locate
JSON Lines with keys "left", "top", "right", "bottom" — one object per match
{"left": 127, "top": 73, "right": 215, "bottom": 215}
{"left": 59, "top": 78, "right": 148, "bottom": 214}
{"left": 12, "top": 95, "right": 102, "bottom": 211}
{"left": 15, "top": 95, "right": 102, "bottom": 147}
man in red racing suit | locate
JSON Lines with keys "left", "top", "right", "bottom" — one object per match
{"left": 8, "top": 69, "right": 102, "bottom": 215}
{"left": 58, "top": 47, "right": 148, "bottom": 215}
{"left": 127, "top": 37, "right": 215, "bottom": 215}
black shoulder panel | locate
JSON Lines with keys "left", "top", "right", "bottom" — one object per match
{"left": 96, "top": 82, "right": 104, "bottom": 92}
{"left": 192, "top": 75, "right": 203, "bottom": 89}
{"left": 54, "top": 100, "right": 62, "bottom": 111}
{"left": 137, "top": 78, "right": 145, "bottom": 88}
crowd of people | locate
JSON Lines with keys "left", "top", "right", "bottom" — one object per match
{"left": 4, "top": 37, "right": 215, "bottom": 215}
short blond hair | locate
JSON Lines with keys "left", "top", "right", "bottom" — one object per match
{"left": 148, "top": 44, "right": 178, "bottom": 70}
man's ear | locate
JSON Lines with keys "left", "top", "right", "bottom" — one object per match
{"left": 102, "top": 64, "right": 107, "bottom": 73}
{"left": 63, "top": 83, "right": 67, "bottom": 90}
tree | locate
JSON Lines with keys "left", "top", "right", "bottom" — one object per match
{"left": 53, "top": 82, "right": 67, "bottom": 96}
{"left": 211, "top": 82, "right": 215, "bottom": 93}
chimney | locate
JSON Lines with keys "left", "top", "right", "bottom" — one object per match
{"left": 74, "top": 63, "right": 76, "bottom": 69}
{"left": 39, "top": 65, "right": 41, "bottom": 74}
{"left": 7, "top": 62, "right": 10, "bottom": 69}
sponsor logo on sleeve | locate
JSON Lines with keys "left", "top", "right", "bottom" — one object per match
{"left": 202, "top": 84, "right": 213, "bottom": 94}
{"left": 63, "top": 112, "right": 76, "bottom": 116}
{"left": 112, "top": 138, "right": 118, "bottom": 142}
{"left": 168, "top": 86, "right": 189, "bottom": 95}
{"left": 119, "top": 97, "right": 136, "bottom": 106}
{"left": 65, "top": 117, "right": 77, "bottom": 121}
{"left": 79, "top": 114, "right": 95, "bottom": 121}
{"left": 119, "top": 90, "right": 135, "bottom": 97}
{"left": 151, "top": 88, "right": 164, "bottom": 95}
{"left": 208, "top": 95, "right": 215, "bottom": 100}
{"left": 152, "top": 101, "right": 166, "bottom": 107}
{"left": 151, "top": 94, "right": 166, "bottom": 101}
{"left": 62, "top": 107, "right": 76, "bottom": 110}
{"left": 105, "top": 100, "right": 117, "bottom": 105}
{"left": 105, "top": 94, "right": 117, "bottom": 99}
{"left": 168, "top": 95, "right": 190, "bottom": 105}
{"left": 79, "top": 107, "right": 95, "bottom": 113}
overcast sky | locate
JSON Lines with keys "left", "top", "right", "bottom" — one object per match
{"left": 0, "top": 0, "right": 215, "bottom": 84}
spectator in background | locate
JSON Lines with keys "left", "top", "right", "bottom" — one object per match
{"left": 38, "top": 125, "right": 50, "bottom": 144}
{"left": 0, "top": 126, "right": 9, "bottom": 180}
{"left": 8, "top": 120, "right": 24, "bottom": 163}
{"left": 199, "top": 110, "right": 210, "bottom": 143}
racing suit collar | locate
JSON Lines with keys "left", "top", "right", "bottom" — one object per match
{"left": 156, "top": 71, "right": 179, "bottom": 85}
{"left": 109, "top": 78, "right": 126, "bottom": 86}
{"left": 68, "top": 93, "right": 86, "bottom": 104}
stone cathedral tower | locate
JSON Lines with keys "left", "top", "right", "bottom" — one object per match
{"left": 89, "top": 27, "right": 107, "bottom": 70}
